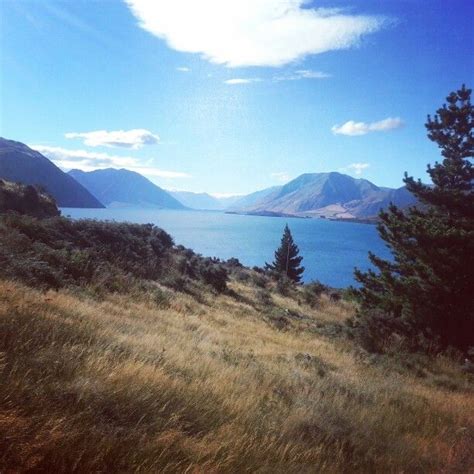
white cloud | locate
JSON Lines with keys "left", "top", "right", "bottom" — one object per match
{"left": 65, "top": 129, "right": 160, "bottom": 149}
{"left": 331, "top": 117, "right": 404, "bottom": 136}
{"left": 271, "top": 172, "right": 291, "bottom": 183}
{"left": 176, "top": 66, "right": 190, "bottom": 72}
{"left": 274, "top": 69, "right": 331, "bottom": 81}
{"left": 125, "top": 0, "right": 385, "bottom": 68}
{"left": 224, "top": 78, "right": 262, "bottom": 85}
{"left": 345, "top": 163, "right": 370, "bottom": 175}
{"left": 30, "top": 145, "right": 191, "bottom": 179}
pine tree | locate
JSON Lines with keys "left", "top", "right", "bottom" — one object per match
{"left": 266, "top": 224, "right": 304, "bottom": 282}
{"left": 354, "top": 85, "right": 474, "bottom": 352}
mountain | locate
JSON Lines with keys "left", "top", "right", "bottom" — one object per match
{"left": 231, "top": 172, "right": 417, "bottom": 219}
{"left": 0, "top": 138, "right": 104, "bottom": 208}
{"left": 171, "top": 188, "right": 284, "bottom": 211}
{"left": 170, "top": 191, "right": 221, "bottom": 210}
{"left": 68, "top": 168, "right": 186, "bottom": 209}
{"left": 169, "top": 191, "right": 238, "bottom": 210}
{"left": 227, "top": 186, "right": 282, "bottom": 211}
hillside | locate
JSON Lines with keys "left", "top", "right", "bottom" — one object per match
{"left": 69, "top": 168, "right": 186, "bottom": 209}
{"left": 232, "top": 172, "right": 417, "bottom": 219}
{"left": 0, "top": 179, "right": 60, "bottom": 218}
{"left": 0, "top": 213, "right": 472, "bottom": 472}
{"left": 227, "top": 185, "right": 282, "bottom": 211}
{"left": 0, "top": 138, "right": 104, "bottom": 208}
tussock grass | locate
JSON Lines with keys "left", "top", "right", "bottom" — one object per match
{"left": 1, "top": 278, "right": 473, "bottom": 473}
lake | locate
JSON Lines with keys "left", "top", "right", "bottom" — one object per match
{"left": 62, "top": 208, "right": 391, "bottom": 288}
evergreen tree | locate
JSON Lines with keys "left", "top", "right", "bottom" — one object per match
{"left": 354, "top": 85, "right": 474, "bottom": 351}
{"left": 266, "top": 224, "right": 304, "bottom": 282}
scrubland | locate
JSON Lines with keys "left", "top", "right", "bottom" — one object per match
{"left": 0, "top": 214, "right": 473, "bottom": 472}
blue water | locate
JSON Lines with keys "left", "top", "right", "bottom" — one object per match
{"left": 62, "top": 208, "right": 390, "bottom": 288}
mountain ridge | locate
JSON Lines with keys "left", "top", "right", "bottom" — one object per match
{"left": 169, "top": 191, "right": 241, "bottom": 210}
{"left": 68, "top": 168, "right": 186, "bottom": 209}
{"left": 0, "top": 138, "right": 104, "bottom": 208}
{"left": 229, "top": 172, "right": 417, "bottom": 219}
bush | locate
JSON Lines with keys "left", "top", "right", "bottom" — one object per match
{"left": 251, "top": 272, "right": 267, "bottom": 288}
{"left": 276, "top": 276, "right": 293, "bottom": 296}
{"left": 256, "top": 289, "right": 272, "bottom": 307}
{"left": 0, "top": 214, "right": 183, "bottom": 292}
{"left": 226, "top": 257, "right": 243, "bottom": 268}
{"left": 198, "top": 260, "right": 228, "bottom": 293}
{"left": 301, "top": 281, "right": 327, "bottom": 307}
{"left": 234, "top": 269, "right": 250, "bottom": 282}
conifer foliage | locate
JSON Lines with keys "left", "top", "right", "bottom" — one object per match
{"left": 267, "top": 224, "right": 304, "bottom": 282}
{"left": 354, "top": 85, "right": 474, "bottom": 351}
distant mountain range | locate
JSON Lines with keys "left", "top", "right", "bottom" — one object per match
{"left": 0, "top": 137, "right": 417, "bottom": 219}
{"left": 0, "top": 138, "right": 104, "bottom": 208}
{"left": 227, "top": 172, "right": 417, "bottom": 219}
{"left": 68, "top": 169, "right": 185, "bottom": 209}
{"left": 169, "top": 191, "right": 240, "bottom": 210}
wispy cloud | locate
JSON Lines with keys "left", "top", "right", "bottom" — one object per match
{"left": 331, "top": 117, "right": 404, "bottom": 136}
{"left": 271, "top": 172, "right": 291, "bottom": 183}
{"left": 30, "top": 145, "right": 191, "bottom": 179}
{"left": 344, "top": 163, "right": 370, "bottom": 175}
{"left": 125, "top": 0, "right": 386, "bottom": 68}
{"left": 274, "top": 70, "right": 331, "bottom": 81}
{"left": 224, "top": 78, "right": 262, "bottom": 85}
{"left": 176, "top": 66, "right": 190, "bottom": 72}
{"left": 65, "top": 129, "right": 160, "bottom": 149}
{"left": 225, "top": 70, "right": 329, "bottom": 85}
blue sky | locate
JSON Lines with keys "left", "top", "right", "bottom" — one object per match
{"left": 1, "top": 0, "right": 473, "bottom": 195}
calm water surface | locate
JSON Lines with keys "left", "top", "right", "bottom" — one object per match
{"left": 62, "top": 208, "right": 390, "bottom": 288}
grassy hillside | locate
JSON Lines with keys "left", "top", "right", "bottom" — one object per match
{"left": 0, "top": 215, "right": 473, "bottom": 472}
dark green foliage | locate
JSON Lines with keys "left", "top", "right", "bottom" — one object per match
{"left": 266, "top": 224, "right": 304, "bottom": 283}
{"left": 0, "top": 180, "right": 60, "bottom": 218}
{"left": 198, "top": 259, "right": 228, "bottom": 293}
{"left": 354, "top": 86, "right": 474, "bottom": 352}
{"left": 172, "top": 248, "right": 228, "bottom": 293}
{"left": 0, "top": 214, "right": 234, "bottom": 294}
{"left": 0, "top": 215, "right": 174, "bottom": 290}
{"left": 226, "top": 257, "right": 243, "bottom": 268}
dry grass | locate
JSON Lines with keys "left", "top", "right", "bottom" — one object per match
{"left": 1, "top": 278, "right": 473, "bottom": 473}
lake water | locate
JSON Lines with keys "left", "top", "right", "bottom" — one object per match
{"left": 62, "top": 208, "right": 390, "bottom": 288}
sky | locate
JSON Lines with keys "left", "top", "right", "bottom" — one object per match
{"left": 1, "top": 0, "right": 473, "bottom": 196}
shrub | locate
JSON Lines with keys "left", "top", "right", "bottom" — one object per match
{"left": 198, "top": 260, "right": 228, "bottom": 293}
{"left": 251, "top": 272, "right": 267, "bottom": 288}
{"left": 276, "top": 275, "right": 293, "bottom": 296}
{"left": 256, "top": 289, "right": 272, "bottom": 307}
{"left": 162, "top": 274, "right": 188, "bottom": 292}
{"left": 301, "top": 281, "right": 328, "bottom": 307}
{"left": 226, "top": 257, "right": 243, "bottom": 268}
{"left": 234, "top": 269, "right": 250, "bottom": 282}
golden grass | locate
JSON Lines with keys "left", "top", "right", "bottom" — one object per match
{"left": 0, "top": 278, "right": 473, "bottom": 473}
